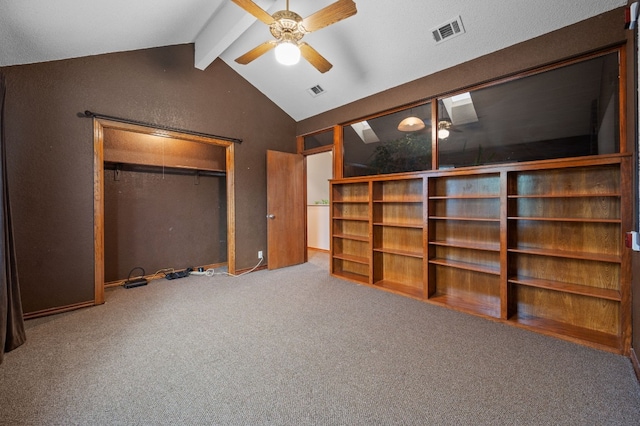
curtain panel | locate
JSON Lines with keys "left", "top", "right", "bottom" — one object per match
{"left": 0, "top": 73, "right": 26, "bottom": 364}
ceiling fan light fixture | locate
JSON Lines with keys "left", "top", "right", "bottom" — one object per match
{"left": 438, "top": 120, "right": 452, "bottom": 139}
{"left": 397, "top": 116, "right": 425, "bottom": 132}
{"left": 275, "top": 41, "right": 300, "bottom": 65}
{"left": 233, "top": 0, "right": 357, "bottom": 73}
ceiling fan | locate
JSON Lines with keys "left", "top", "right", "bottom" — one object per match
{"left": 231, "top": 0, "right": 357, "bottom": 73}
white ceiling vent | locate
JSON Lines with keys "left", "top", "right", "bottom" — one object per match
{"left": 307, "top": 84, "right": 325, "bottom": 97}
{"left": 432, "top": 16, "right": 465, "bottom": 44}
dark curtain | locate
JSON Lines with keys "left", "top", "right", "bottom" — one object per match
{"left": 0, "top": 73, "right": 25, "bottom": 364}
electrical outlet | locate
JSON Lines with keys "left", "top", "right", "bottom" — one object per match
{"left": 626, "top": 232, "right": 640, "bottom": 251}
{"left": 258, "top": 250, "right": 263, "bottom": 259}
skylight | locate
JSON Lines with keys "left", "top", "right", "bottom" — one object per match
{"left": 442, "top": 92, "right": 478, "bottom": 125}
{"left": 451, "top": 92, "right": 472, "bottom": 103}
{"left": 351, "top": 121, "right": 380, "bottom": 144}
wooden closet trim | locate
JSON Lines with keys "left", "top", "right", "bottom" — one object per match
{"left": 92, "top": 118, "right": 236, "bottom": 305}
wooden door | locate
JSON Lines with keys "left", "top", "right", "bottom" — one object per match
{"left": 266, "top": 150, "right": 305, "bottom": 269}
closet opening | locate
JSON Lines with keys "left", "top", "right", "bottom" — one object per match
{"left": 93, "top": 119, "right": 236, "bottom": 304}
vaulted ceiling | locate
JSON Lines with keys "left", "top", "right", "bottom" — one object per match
{"left": 0, "top": 0, "right": 627, "bottom": 121}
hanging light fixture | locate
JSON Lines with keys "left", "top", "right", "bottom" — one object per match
{"left": 397, "top": 112, "right": 425, "bottom": 132}
{"left": 275, "top": 40, "right": 300, "bottom": 65}
{"left": 438, "top": 120, "right": 452, "bottom": 139}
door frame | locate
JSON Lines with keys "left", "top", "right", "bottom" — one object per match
{"left": 92, "top": 118, "right": 236, "bottom": 304}
{"left": 298, "top": 129, "right": 337, "bottom": 260}
{"left": 303, "top": 150, "right": 334, "bottom": 253}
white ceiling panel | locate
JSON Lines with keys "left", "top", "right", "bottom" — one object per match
{"left": 0, "top": 0, "right": 627, "bottom": 121}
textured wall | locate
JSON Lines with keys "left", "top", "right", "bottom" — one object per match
{"left": 1, "top": 44, "right": 296, "bottom": 314}
{"left": 104, "top": 170, "right": 227, "bottom": 282}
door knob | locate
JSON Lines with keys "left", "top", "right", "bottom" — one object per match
{"left": 266, "top": 214, "right": 275, "bottom": 219}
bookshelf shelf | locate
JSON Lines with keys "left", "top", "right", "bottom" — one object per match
{"left": 329, "top": 157, "right": 631, "bottom": 354}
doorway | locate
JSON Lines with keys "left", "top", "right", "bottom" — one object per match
{"left": 92, "top": 118, "right": 236, "bottom": 304}
{"left": 306, "top": 150, "right": 333, "bottom": 254}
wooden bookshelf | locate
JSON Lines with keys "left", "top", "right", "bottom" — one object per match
{"left": 371, "top": 178, "right": 425, "bottom": 297}
{"left": 330, "top": 181, "right": 371, "bottom": 284}
{"left": 427, "top": 173, "right": 501, "bottom": 318}
{"left": 506, "top": 162, "right": 627, "bottom": 351}
{"left": 329, "top": 155, "right": 632, "bottom": 354}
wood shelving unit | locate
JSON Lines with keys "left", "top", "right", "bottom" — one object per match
{"left": 371, "top": 178, "right": 425, "bottom": 298}
{"left": 329, "top": 155, "right": 632, "bottom": 354}
{"left": 506, "top": 162, "right": 627, "bottom": 352}
{"left": 330, "top": 181, "right": 371, "bottom": 285}
{"left": 427, "top": 172, "right": 502, "bottom": 318}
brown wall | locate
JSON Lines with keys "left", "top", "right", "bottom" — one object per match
{"left": 1, "top": 44, "right": 296, "bottom": 314}
{"left": 104, "top": 170, "right": 226, "bottom": 282}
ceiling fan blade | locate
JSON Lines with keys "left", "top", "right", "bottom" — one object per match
{"left": 300, "top": 0, "right": 357, "bottom": 33}
{"left": 231, "top": 0, "right": 275, "bottom": 25}
{"left": 299, "top": 42, "right": 333, "bottom": 73}
{"left": 235, "top": 41, "right": 277, "bottom": 64}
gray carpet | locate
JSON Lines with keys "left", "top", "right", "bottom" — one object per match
{"left": 1, "top": 258, "right": 639, "bottom": 425}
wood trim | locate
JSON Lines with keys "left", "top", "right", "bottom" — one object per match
{"left": 619, "top": 155, "right": 632, "bottom": 355}
{"left": 235, "top": 264, "right": 268, "bottom": 274}
{"left": 307, "top": 247, "right": 329, "bottom": 254}
{"left": 226, "top": 143, "right": 236, "bottom": 275}
{"left": 93, "top": 119, "right": 237, "bottom": 146}
{"left": 24, "top": 301, "right": 95, "bottom": 320}
{"left": 432, "top": 102, "right": 438, "bottom": 170}
{"left": 499, "top": 170, "right": 508, "bottom": 320}
{"left": 367, "top": 180, "right": 374, "bottom": 286}
{"left": 303, "top": 155, "right": 308, "bottom": 263}
{"left": 298, "top": 128, "right": 335, "bottom": 156}
{"left": 298, "top": 125, "right": 336, "bottom": 138}
{"left": 300, "top": 132, "right": 333, "bottom": 264}
{"left": 329, "top": 153, "right": 633, "bottom": 184}
{"left": 296, "top": 135, "right": 305, "bottom": 154}
{"left": 333, "top": 125, "right": 344, "bottom": 179}
{"left": 619, "top": 42, "right": 627, "bottom": 154}
{"left": 422, "top": 176, "right": 429, "bottom": 298}
{"left": 93, "top": 118, "right": 237, "bottom": 296}
{"left": 301, "top": 145, "right": 333, "bottom": 156}
{"left": 93, "top": 119, "right": 105, "bottom": 305}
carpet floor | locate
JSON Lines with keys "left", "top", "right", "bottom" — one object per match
{"left": 1, "top": 257, "right": 639, "bottom": 425}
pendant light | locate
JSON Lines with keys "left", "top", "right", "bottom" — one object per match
{"left": 397, "top": 110, "right": 425, "bottom": 132}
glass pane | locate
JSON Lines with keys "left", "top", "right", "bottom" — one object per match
{"left": 438, "top": 52, "right": 619, "bottom": 168}
{"left": 343, "top": 103, "right": 432, "bottom": 177}
{"left": 304, "top": 130, "right": 334, "bottom": 150}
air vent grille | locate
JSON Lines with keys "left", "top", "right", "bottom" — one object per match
{"left": 307, "top": 84, "right": 325, "bottom": 97}
{"left": 432, "top": 16, "right": 465, "bottom": 44}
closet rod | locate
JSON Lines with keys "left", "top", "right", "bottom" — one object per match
{"left": 81, "top": 110, "right": 243, "bottom": 144}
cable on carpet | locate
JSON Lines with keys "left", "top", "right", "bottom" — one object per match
{"left": 191, "top": 257, "right": 263, "bottom": 278}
